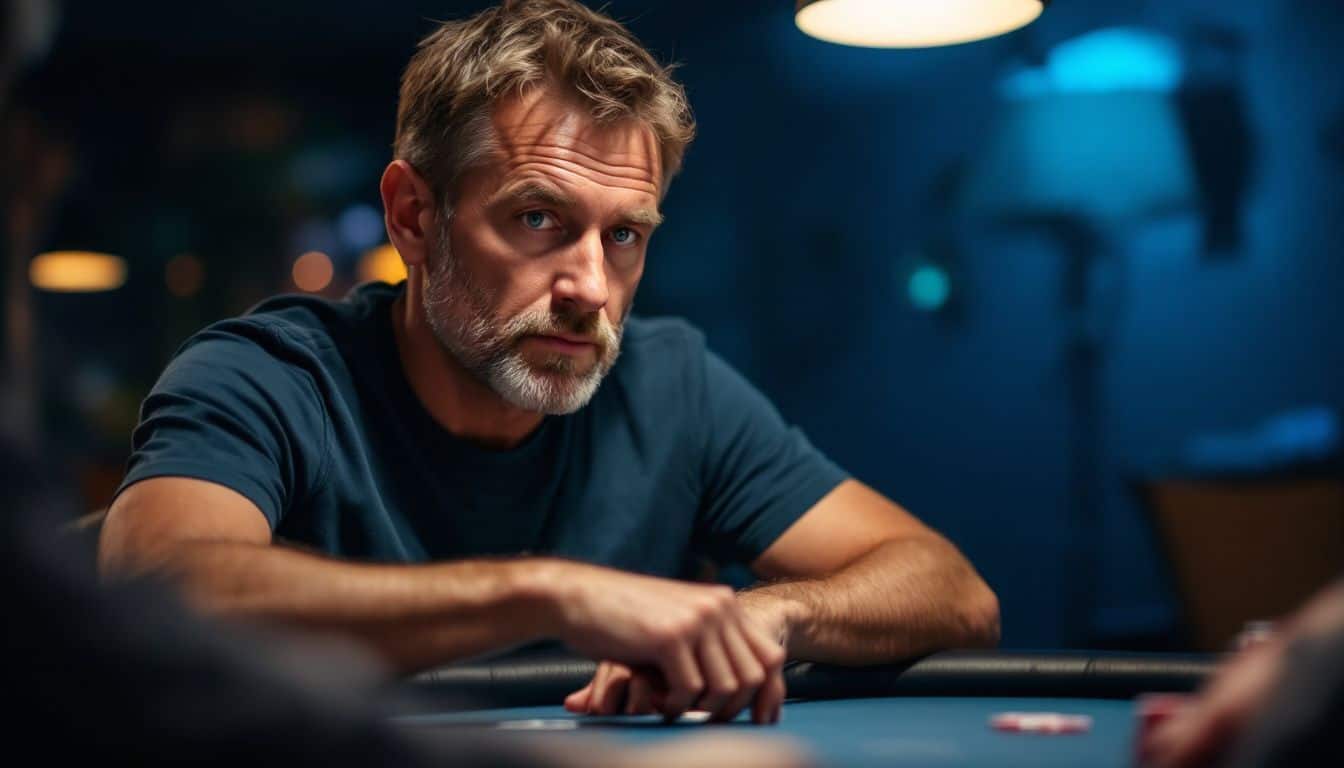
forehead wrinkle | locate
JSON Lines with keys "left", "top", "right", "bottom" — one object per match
{"left": 505, "top": 156, "right": 660, "bottom": 197}
{"left": 501, "top": 138, "right": 659, "bottom": 183}
{"left": 505, "top": 130, "right": 659, "bottom": 171}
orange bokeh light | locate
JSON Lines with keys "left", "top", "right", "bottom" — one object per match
{"left": 358, "top": 244, "right": 407, "bottom": 285}
{"left": 292, "top": 251, "right": 334, "bottom": 293}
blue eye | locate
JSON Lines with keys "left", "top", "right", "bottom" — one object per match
{"left": 611, "top": 227, "right": 637, "bottom": 245}
{"left": 522, "top": 211, "right": 552, "bottom": 230}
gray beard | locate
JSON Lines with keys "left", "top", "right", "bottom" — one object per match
{"left": 420, "top": 223, "right": 623, "bottom": 415}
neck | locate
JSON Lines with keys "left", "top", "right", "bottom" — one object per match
{"left": 391, "top": 270, "right": 545, "bottom": 449}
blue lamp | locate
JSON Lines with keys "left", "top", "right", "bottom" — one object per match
{"left": 962, "top": 28, "right": 1198, "bottom": 645}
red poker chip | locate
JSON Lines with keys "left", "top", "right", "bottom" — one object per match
{"left": 990, "top": 711, "right": 1093, "bottom": 734}
{"left": 1136, "top": 693, "right": 1189, "bottom": 727}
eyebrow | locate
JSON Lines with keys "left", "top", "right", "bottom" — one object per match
{"left": 487, "top": 180, "right": 576, "bottom": 210}
{"left": 488, "top": 179, "right": 664, "bottom": 228}
{"left": 622, "top": 207, "right": 664, "bottom": 228}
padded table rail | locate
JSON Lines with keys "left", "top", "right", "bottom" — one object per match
{"left": 407, "top": 650, "right": 1217, "bottom": 710}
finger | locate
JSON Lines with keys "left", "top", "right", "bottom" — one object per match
{"left": 659, "top": 642, "right": 704, "bottom": 722}
{"left": 693, "top": 629, "right": 739, "bottom": 721}
{"left": 768, "top": 670, "right": 786, "bottom": 724}
{"left": 735, "top": 616, "right": 787, "bottom": 725}
{"left": 717, "top": 621, "right": 766, "bottom": 723}
{"left": 1146, "top": 701, "right": 1227, "bottom": 768}
{"left": 587, "top": 663, "right": 614, "bottom": 714}
{"left": 564, "top": 679, "right": 594, "bottom": 713}
{"left": 596, "top": 664, "right": 633, "bottom": 716}
{"left": 625, "top": 670, "right": 658, "bottom": 715}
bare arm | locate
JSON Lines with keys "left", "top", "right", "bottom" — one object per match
{"left": 100, "top": 476, "right": 786, "bottom": 723}
{"left": 742, "top": 479, "right": 1000, "bottom": 664}
{"left": 99, "top": 477, "right": 568, "bottom": 672}
{"left": 570, "top": 479, "right": 999, "bottom": 716}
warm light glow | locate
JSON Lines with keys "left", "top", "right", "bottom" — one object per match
{"left": 796, "top": 0, "right": 1045, "bottom": 49}
{"left": 292, "top": 251, "right": 334, "bottom": 292}
{"left": 358, "top": 244, "right": 407, "bottom": 285}
{"left": 30, "top": 251, "right": 127, "bottom": 292}
{"left": 164, "top": 253, "right": 205, "bottom": 298}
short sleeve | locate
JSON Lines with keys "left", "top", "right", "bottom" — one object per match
{"left": 115, "top": 325, "right": 329, "bottom": 529}
{"left": 696, "top": 350, "right": 847, "bottom": 565}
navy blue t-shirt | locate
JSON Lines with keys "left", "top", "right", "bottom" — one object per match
{"left": 118, "top": 282, "right": 846, "bottom": 578}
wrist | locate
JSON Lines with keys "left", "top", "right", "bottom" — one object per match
{"left": 738, "top": 588, "right": 810, "bottom": 650}
{"left": 505, "top": 557, "right": 587, "bottom": 638}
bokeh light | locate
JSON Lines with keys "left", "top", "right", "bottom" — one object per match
{"left": 29, "top": 251, "right": 127, "bottom": 292}
{"left": 908, "top": 265, "right": 951, "bottom": 312}
{"left": 358, "top": 243, "right": 407, "bottom": 285}
{"left": 164, "top": 253, "right": 205, "bottom": 298}
{"left": 292, "top": 251, "right": 334, "bottom": 292}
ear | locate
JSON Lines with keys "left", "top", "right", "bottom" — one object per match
{"left": 379, "top": 160, "right": 438, "bottom": 269}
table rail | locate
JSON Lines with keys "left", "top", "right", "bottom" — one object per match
{"left": 406, "top": 650, "right": 1217, "bottom": 711}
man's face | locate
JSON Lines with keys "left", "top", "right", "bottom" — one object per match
{"left": 422, "top": 88, "right": 663, "bottom": 415}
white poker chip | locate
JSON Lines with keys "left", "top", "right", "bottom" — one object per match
{"left": 496, "top": 719, "right": 579, "bottom": 731}
{"left": 989, "top": 711, "right": 1093, "bottom": 734}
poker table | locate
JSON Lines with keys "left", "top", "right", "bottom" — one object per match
{"left": 396, "top": 650, "right": 1216, "bottom": 767}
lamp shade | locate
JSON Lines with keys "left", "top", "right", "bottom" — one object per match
{"left": 962, "top": 91, "right": 1197, "bottom": 225}
{"left": 796, "top": 0, "right": 1046, "bottom": 49}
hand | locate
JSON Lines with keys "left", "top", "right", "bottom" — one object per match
{"left": 1141, "top": 580, "right": 1344, "bottom": 767}
{"left": 569, "top": 733, "right": 811, "bottom": 768}
{"left": 1139, "top": 639, "right": 1285, "bottom": 767}
{"left": 552, "top": 564, "right": 787, "bottom": 724}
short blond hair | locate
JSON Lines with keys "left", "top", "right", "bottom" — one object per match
{"left": 394, "top": 0, "right": 695, "bottom": 205}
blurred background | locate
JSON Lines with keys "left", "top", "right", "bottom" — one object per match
{"left": 3, "top": 0, "right": 1342, "bottom": 652}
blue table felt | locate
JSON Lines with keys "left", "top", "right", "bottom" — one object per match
{"left": 396, "top": 696, "right": 1139, "bottom": 767}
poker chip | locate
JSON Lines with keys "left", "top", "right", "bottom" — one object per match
{"left": 496, "top": 719, "right": 579, "bottom": 731}
{"left": 1134, "top": 693, "right": 1192, "bottom": 760}
{"left": 989, "top": 711, "right": 1093, "bottom": 734}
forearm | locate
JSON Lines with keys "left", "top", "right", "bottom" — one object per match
{"left": 744, "top": 536, "right": 1000, "bottom": 665}
{"left": 151, "top": 541, "right": 563, "bottom": 673}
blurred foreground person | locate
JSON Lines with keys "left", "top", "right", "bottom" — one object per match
{"left": 1140, "top": 579, "right": 1344, "bottom": 767}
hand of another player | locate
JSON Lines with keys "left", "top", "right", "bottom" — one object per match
{"left": 571, "top": 733, "right": 811, "bottom": 768}
{"left": 555, "top": 566, "right": 786, "bottom": 724}
{"left": 1138, "top": 639, "right": 1284, "bottom": 767}
{"left": 1141, "top": 580, "right": 1344, "bottom": 767}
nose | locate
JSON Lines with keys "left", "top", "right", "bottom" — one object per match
{"left": 552, "top": 229, "right": 609, "bottom": 315}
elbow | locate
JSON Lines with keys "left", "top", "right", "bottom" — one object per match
{"left": 958, "top": 578, "right": 1001, "bottom": 649}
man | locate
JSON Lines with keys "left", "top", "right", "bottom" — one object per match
{"left": 99, "top": 0, "right": 999, "bottom": 725}
{"left": 2, "top": 6, "right": 801, "bottom": 763}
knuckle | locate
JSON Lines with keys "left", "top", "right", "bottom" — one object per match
{"left": 653, "top": 619, "right": 689, "bottom": 643}
{"left": 691, "top": 599, "right": 718, "bottom": 622}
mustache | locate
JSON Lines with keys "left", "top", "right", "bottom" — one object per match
{"left": 505, "top": 309, "right": 621, "bottom": 350}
